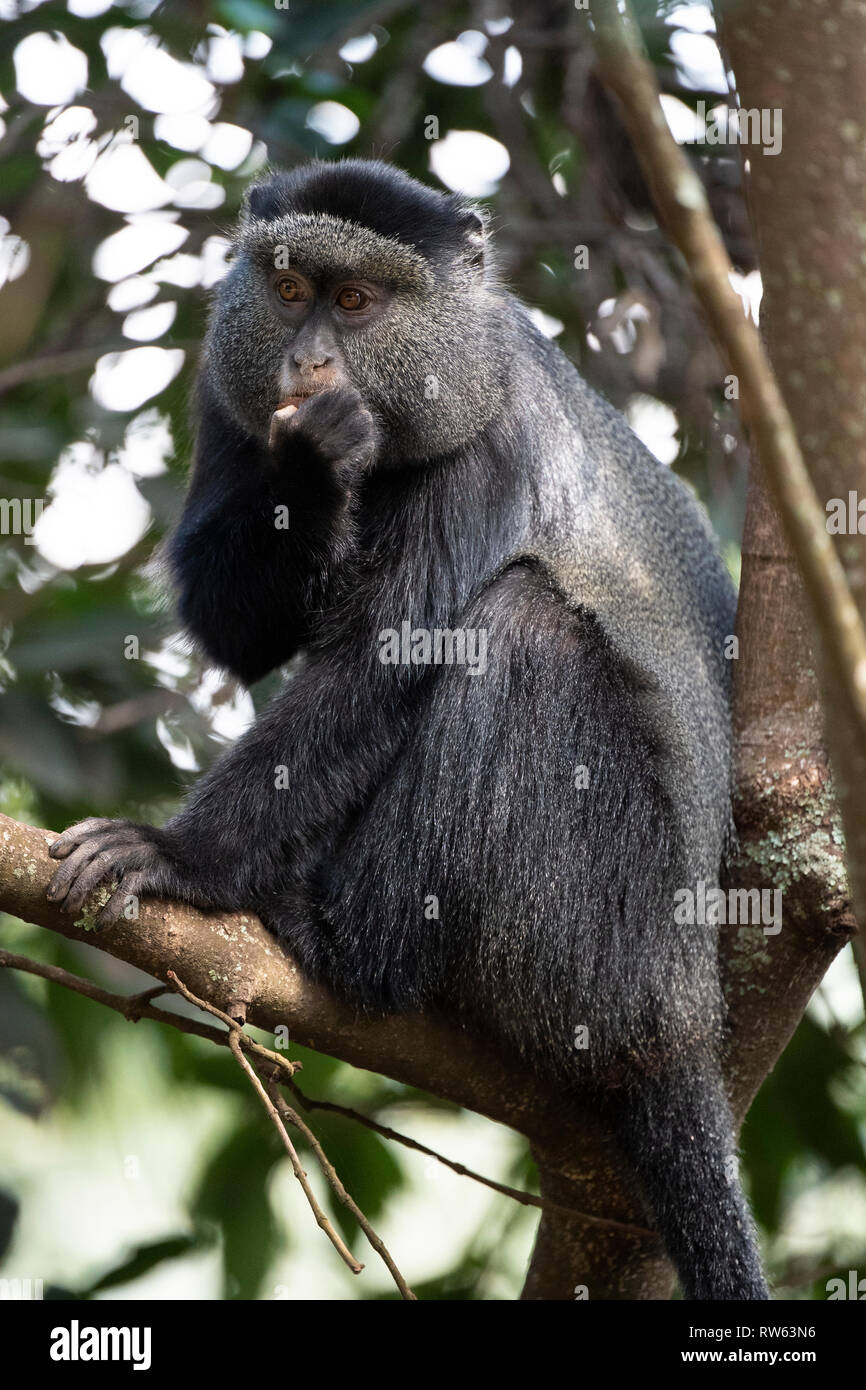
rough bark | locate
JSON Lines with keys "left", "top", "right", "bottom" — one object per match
{"left": 722, "top": 466, "right": 853, "bottom": 1118}
{"left": 719, "top": 0, "right": 866, "bottom": 932}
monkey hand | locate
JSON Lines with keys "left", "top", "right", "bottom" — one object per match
{"left": 268, "top": 385, "right": 377, "bottom": 486}
{"left": 46, "top": 817, "right": 189, "bottom": 929}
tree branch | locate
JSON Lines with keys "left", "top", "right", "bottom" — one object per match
{"left": 0, "top": 940, "right": 623, "bottom": 1228}
{"left": 0, "top": 809, "right": 852, "bottom": 1298}
{"left": 224, "top": 1025, "right": 366, "bottom": 1280}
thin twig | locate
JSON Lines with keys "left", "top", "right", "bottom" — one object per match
{"left": 284, "top": 1078, "right": 653, "bottom": 1235}
{"left": 0, "top": 948, "right": 177, "bottom": 1021}
{"left": 165, "top": 970, "right": 299, "bottom": 1078}
{"left": 266, "top": 1080, "right": 417, "bottom": 1300}
{"left": 171, "top": 970, "right": 417, "bottom": 1295}
{"left": 0, "top": 341, "right": 197, "bottom": 396}
{"left": 226, "top": 1030, "right": 364, "bottom": 1275}
{"left": 1, "top": 948, "right": 652, "bottom": 1236}
{"left": 0, "top": 949, "right": 299, "bottom": 1073}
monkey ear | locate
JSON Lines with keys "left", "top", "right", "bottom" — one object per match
{"left": 453, "top": 204, "right": 488, "bottom": 272}
{"left": 243, "top": 181, "right": 281, "bottom": 223}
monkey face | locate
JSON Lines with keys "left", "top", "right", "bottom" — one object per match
{"left": 203, "top": 164, "right": 513, "bottom": 462}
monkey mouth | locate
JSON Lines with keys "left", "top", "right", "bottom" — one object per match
{"left": 275, "top": 388, "right": 326, "bottom": 411}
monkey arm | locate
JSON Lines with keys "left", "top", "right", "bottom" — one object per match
{"left": 168, "top": 387, "right": 358, "bottom": 685}
{"left": 46, "top": 634, "right": 415, "bottom": 925}
{"left": 171, "top": 637, "right": 411, "bottom": 895}
{"left": 49, "top": 424, "right": 512, "bottom": 929}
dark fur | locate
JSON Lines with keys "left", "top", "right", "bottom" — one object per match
{"left": 48, "top": 159, "right": 766, "bottom": 1300}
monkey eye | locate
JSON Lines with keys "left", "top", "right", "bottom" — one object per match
{"left": 275, "top": 277, "right": 305, "bottom": 303}
{"left": 335, "top": 286, "right": 370, "bottom": 312}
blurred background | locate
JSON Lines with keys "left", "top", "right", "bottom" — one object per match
{"left": 0, "top": 0, "right": 864, "bottom": 1300}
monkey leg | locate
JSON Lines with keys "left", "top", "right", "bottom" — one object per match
{"left": 302, "top": 558, "right": 706, "bottom": 1054}
{"left": 290, "top": 560, "right": 765, "bottom": 1297}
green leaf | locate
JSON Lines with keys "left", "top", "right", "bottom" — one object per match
{"left": 192, "top": 1122, "right": 284, "bottom": 1298}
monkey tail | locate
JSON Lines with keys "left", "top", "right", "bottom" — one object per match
{"left": 600, "top": 1063, "right": 769, "bottom": 1300}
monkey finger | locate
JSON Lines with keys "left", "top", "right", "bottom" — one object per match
{"left": 94, "top": 870, "right": 149, "bottom": 930}
{"left": 49, "top": 818, "right": 120, "bottom": 860}
{"left": 268, "top": 404, "right": 298, "bottom": 449}
{"left": 61, "top": 850, "right": 128, "bottom": 914}
{"left": 47, "top": 836, "right": 125, "bottom": 903}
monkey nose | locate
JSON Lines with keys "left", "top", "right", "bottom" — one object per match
{"left": 293, "top": 351, "right": 333, "bottom": 369}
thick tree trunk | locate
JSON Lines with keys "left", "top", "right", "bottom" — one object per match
{"left": 518, "top": 0, "right": 858, "bottom": 1298}
{"left": 719, "top": 0, "right": 866, "bottom": 931}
